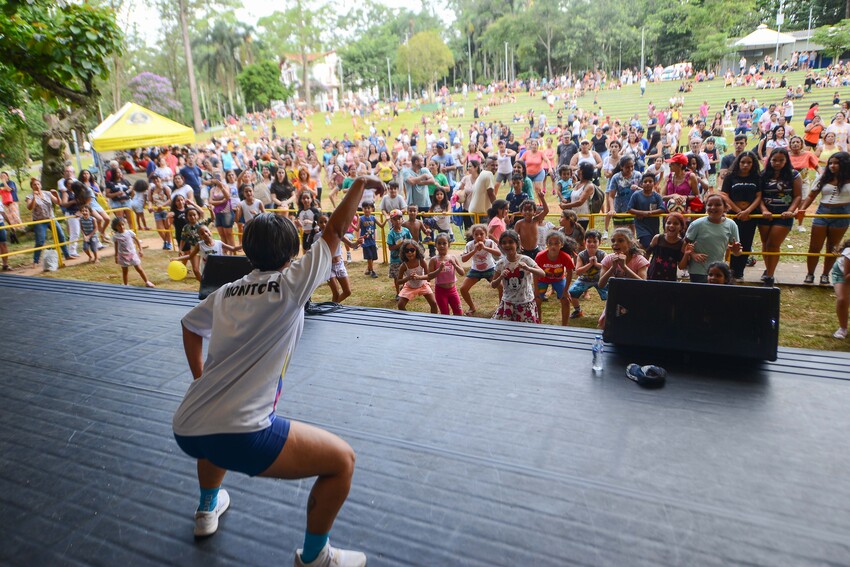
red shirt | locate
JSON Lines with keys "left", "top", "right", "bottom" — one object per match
{"left": 535, "top": 249, "right": 575, "bottom": 283}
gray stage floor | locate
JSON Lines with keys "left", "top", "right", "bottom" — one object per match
{"left": 1, "top": 275, "right": 849, "bottom": 566}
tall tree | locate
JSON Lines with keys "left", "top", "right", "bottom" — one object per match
{"left": 237, "top": 61, "right": 293, "bottom": 110}
{"left": 193, "top": 20, "right": 248, "bottom": 116}
{"left": 0, "top": 0, "right": 122, "bottom": 190}
{"left": 259, "top": 5, "right": 328, "bottom": 108}
{"left": 396, "top": 31, "right": 454, "bottom": 95}
{"left": 178, "top": 0, "right": 204, "bottom": 132}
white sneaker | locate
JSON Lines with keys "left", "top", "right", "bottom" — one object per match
{"left": 834, "top": 328, "right": 848, "bottom": 340}
{"left": 797, "top": 224, "right": 806, "bottom": 233}
{"left": 294, "top": 543, "right": 366, "bottom": 567}
{"left": 602, "top": 230, "right": 609, "bottom": 240}
{"left": 194, "top": 489, "right": 230, "bottom": 537}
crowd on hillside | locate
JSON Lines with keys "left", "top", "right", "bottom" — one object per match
{"left": 2, "top": 68, "right": 849, "bottom": 337}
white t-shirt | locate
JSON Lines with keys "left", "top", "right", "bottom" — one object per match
{"left": 173, "top": 239, "right": 332, "bottom": 435}
{"left": 199, "top": 239, "right": 224, "bottom": 273}
{"left": 468, "top": 170, "right": 495, "bottom": 214}
{"left": 464, "top": 238, "right": 498, "bottom": 271}
{"left": 171, "top": 186, "right": 193, "bottom": 203}
{"left": 495, "top": 255, "right": 537, "bottom": 304}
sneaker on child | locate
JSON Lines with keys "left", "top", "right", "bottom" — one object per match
{"left": 835, "top": 328, "right": 848, "bottom": 340}
{"left": 294, "top": 543, "right": 366, "bottom": 567}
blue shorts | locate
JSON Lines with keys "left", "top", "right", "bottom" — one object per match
{"left": 569, "top": 279, "right": 608, "bottom": 300}
{"left": 83, "top": 235, "right": 99, "bottom": 252}
{"left": 467, "top": 267, "right": 495, "bottom": 281}
{"left": 529, "top": 170, "right": 546, "bottom": 183}
{"left": 154, "top": 211, "right": 169, "bottom": 222}
{"left": 215, "top": 211, "right": 235, "bottom": 228}
{"left": 0, "top": 223, "right": 6, "bottom": 243}
{"left": 174, "top": 416, "right": 290, "bottom": 477}
{"left": 537, "top": 279, "right": 567, "bottom": 299}
{"left": 362, "top": 243, "right": 378, "bottom": 260}
{"left": 812, "top": 203, "right": 850, "bottom": 229}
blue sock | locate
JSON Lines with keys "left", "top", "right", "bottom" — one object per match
{"left": 301, "top": 531, "right": 329, "bottom": 564}
{"left": 198, "top": 487, "right": 219, "bottom": 512}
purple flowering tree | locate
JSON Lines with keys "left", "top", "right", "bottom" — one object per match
{"left": 128, "top": 72, "right": 183, "bottom": 116}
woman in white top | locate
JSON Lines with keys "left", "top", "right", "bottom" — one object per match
{"left": 766, "top": 125, "right": 789, "bottom": 157}
{"left": 602, "top": 140, "right": 623, "bottom": 180}
{"left": 826, "top": 112, "right": 850, "bottom": 151}
{"left": 800, "top": 151, "right": 850, "bottom": 284}
{"left": 493, "top": 139, "right": 517, "bottom": 194}
{"left": 569, "top": 139, "right": 603, "bottom": 177}
{"left": 560, "top": 162, "right": 596, "bottom": 225}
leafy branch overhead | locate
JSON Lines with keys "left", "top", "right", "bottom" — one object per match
{"left": 0, "top": 0, "right": 122, "bottom": 107}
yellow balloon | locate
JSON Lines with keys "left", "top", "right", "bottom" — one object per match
{"left": 167, "top": 260, "right": 188, "bottom": 281}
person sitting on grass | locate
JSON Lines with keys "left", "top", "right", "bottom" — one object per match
{"left": 172, "top": 175, "right": 384, "bottom": 567}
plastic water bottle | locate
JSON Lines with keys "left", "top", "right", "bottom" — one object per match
{"left": 591, "top": 336, "right": 604, "bottom": 373}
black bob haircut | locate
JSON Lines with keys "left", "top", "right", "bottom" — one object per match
{"left": 242, "top": 213, "right": 301, "bottom": 271}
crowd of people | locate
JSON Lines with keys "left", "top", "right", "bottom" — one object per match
{"left": 2, "top": 69, "right": 850, "bottom": 339}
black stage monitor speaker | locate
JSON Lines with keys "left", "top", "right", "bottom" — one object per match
{"left": 603, "top": 279, "right": 780, "bottom": 361}
{"left": 198, "top": 255, "right": 254, "bottom": 299}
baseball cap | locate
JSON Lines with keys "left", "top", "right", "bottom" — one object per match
{"left": 390, "top": 209, "right": 404, "bottom": 219}
{"left": 666, "top": 153, "right": 688, "bottom": 166}
{"left": 436, "top": 141, "right": 445, "bottom": 149}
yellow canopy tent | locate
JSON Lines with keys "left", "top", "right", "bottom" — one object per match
{"left": 90, "top": 102, "right": 195, "bottom": 152}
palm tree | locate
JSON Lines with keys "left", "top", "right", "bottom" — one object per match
{"left": 177, "top": 0, "right": 203, "bottom": 132}
{"left": 193, "top": 20, "right": 247, "bottom": 116}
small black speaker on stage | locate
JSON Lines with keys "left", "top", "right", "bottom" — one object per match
{"left": 198, "top": 255, "right": 254, "bottom": 299}
{"left": 603, "top": 279, "right": 780, "bottom": 361}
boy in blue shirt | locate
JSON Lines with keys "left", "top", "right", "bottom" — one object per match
{"left": 628, "top": 173, "right": 667, "bottom": 250}
{"left": 358, "top": 201, "right": 385, "bottom": 278}
{"left": 386, "top": 209, "right": 412, "bottom": 297}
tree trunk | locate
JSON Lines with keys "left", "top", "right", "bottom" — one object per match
{"left": 302, "top": 50, "right": 312, "bottom": 108}
{"left": 41, "top": 112, "right": 74, "bottom": 191}
{"left": 227, "top": 82, "right": 235, "bottom": 116}
{"left": 178, "top": 0, "right": 204, "bottom": 133}
{"left": 112, "top": 54, "right": 122, "bottom": 111}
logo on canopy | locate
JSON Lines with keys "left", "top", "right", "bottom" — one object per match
{"left": 127, "top": 111, "right": 152, "bottom": 125}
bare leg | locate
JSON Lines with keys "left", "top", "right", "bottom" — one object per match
{"left": 460, "top": 277, "right": 477, "bottom": 313}
{"left": 327, "top": 278, "right": 341, "bottom": 302}
{"left": 560, "top": 296, "right": 571, "bottom": 326}
{"left": 424, "top": 293, "right": 438, "bottom": 313}
{"left": 198, "top": 459, "right": 227, "bottom": 490}
{"left": 836, "top": 282, "right": 849, "bottom": 331}
{"left": 806, "top": 225, "right": 828, "bottom": 275}
{"left": 337, "top": 277, "right": 351, "bottom": 303}
{"left": 761, "top": 225, "right": 791, "bottom": 277}
{"left": 258, "top": 421, "right": 355, "bottom": 535}
{"left": 121, "top": 266, "right": 129, "bottom": 285}
{"left": 397, "top": 297, "right": 409, "bottom": 310}
{"left": 824, "top": 226, "right": 849, "bottom": 275}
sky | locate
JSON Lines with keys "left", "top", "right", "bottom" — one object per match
{"left": 124, "top": 0, "right": 434, "bottom": 46}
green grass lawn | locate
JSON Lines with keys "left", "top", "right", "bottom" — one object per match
{"left": 201, "top": 70, "right": 850, "bottom": 151}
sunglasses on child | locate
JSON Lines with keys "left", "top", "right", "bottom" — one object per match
{"left": 404, "top": 248, "right": 417, "bottom": 253}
